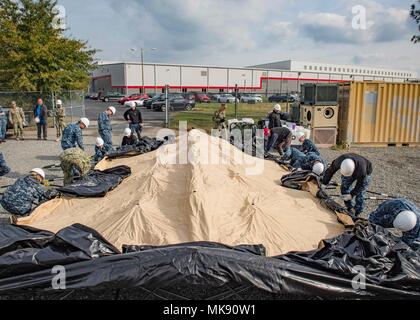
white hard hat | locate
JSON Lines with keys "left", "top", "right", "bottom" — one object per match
{"left": 31, "top": 168, "right": 45, "bottom": 179}
{"left": 340, "top": 159, "right": 356, "bottom": 177}
{"left": 393, "top": 211, "right": 417, "bottom": 232}
{"left": 296, "top": 131, "right": 306, "bottom": 141}
{"left": 124, "top": 128, "right": 132, "bottom": 137}
{"left": 96, "top": 137, "right": 104, "bottom": 147}
{"left": 274, "top": 104, "right": 281, "bottom": 112}
{"left": 56, "top": 99, "right": 62, "bottom": 106}
{"left": 108, "top": 106, "right": 116, "bottom": 115}
{"left": 80, "top": 117, "right": 90, "bottom": 128}
{"left": 313, "top": 162, "right": 325, "bottom": 175}
{"left": 127, "top": 101, "right": 136, "bottom": 108}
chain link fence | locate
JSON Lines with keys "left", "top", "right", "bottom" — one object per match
{"left": 0, "top": 90, "right": 85, "bottom": 129}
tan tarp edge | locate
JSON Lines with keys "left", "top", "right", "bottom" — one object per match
{"left": 18, "top": 130, "right": 344, "bottom": 256}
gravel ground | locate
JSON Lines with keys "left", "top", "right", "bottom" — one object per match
{"left": 320, "top": 147, "right": 420, "bottom": 216}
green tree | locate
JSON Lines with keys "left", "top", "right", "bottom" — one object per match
{"left": 411, "top": 1, "right": 420, "bottom": 43}
{"left": 0, "top": 0, "right": 96, "bottom": 92}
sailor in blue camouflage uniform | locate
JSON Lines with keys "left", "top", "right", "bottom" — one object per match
{"left": 0, "top": 152, "right": 10, "bottom": 176}
{"left": 369, "top": 199, "right": 420, "bottom": 250}
{"left": 298, "top": 133, "right": 320, "bottom": 156}
{"left": 293, "top": 152, "right": 327, "bottom": 175}
{"left": 0, "top": 105, "right": 7, "bottom": 143}
{"left": 61, "top": 118, "right": 90, "bottom": 151}
{"left": 0, "top": 168, "right": 57, "bottom": 216}
{"left": 93, "top": 137, "right": 113, "bottom": 163}
{"left": 98, "top": 106, "right": 116, "bottom": 149}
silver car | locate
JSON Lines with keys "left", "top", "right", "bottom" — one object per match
{"left": 240, "top": 94, "right": 263, "bottom": 103}
{"left": 218, "top": 94, "right": 238, "bottom": 103}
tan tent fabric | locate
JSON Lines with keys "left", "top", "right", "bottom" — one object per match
{"left": 18, "top": 130, "right": 344, "bottom": 256}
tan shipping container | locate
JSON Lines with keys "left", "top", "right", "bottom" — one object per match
{"left": 338, "top": 82, "right": 420, "bottom": 146}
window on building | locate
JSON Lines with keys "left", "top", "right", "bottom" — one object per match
{"left": 201, "top": 71, "right": 207, "bottom": 77}
{"left": 182, "top": 88, "right": 187, "bottom": 93}
{"left": 309, "top": 66, "right": 312, "bottom": 70}
{"left": 202, "top": 88, "right": 207, "bottom": 93}
{"left": 329, "top": 67, "right": 332, "bottom": 71}
{"left": 314, "top": 66, "right": 318, "bottom": 71}
{"left": 304, "top": 65, "right": 308, "bottom": 70}
{"left": 334, "top": 68, "right": 337, "bottom": 72}
{"left": 319, "top": 66, "right": 322, "bottom": 70}
{"left": 219, "top": 89, "right": 225, "bottom": 93}
{"left": 324, "top": 67, "right": 328, "bottom": 71}
{"left": 161, "top": 88, "right": 166, "bottom": 93}
{"left": 338, "top": 68, "right": 341, "bottom": 72}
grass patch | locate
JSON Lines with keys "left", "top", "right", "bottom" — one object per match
{"left": 170, "top": 102, "right": 292, "bottom": 132}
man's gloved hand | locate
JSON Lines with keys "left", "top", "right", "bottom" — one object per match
{"left": 341, "top": 194, "right": 353, "bottom": 201}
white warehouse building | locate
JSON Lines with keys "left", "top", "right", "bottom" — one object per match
{"left": 90, "top": 60, "right": 418, "bottom": 95}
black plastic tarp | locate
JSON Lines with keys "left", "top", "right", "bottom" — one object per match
{"left": 57, "top": 166, "right": 131, "bottom": 197}
{"left": 0, "top": 222, "right": 419, "bottom": 299}
{"left": 107, "top": 136, "right": 171, "bottom": 160}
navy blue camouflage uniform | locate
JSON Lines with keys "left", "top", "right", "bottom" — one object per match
{"left": 98, "top": 112, "right": 113, "bottom": 149}
{"left": 293, "top": 152, "right": 327, "bottom": 173}
{"left": 322, "top": 153, "right": 373, "bottom": 216}
{"left": 369, "top": 199, "right": 420, "bottom": 250}
{"left": 0, "top": 175, "right": 54, "bottom": 216}
{"left": 61, "top": 123, "right": 84, "bottom": 150}
{"left": 0, "top": 106, "right": 7, "bottom": 141}
{"left": 0, "top": 152, "right": 10, "bottom": 176}
{"left": 301, "top": 139, "right": 320, "bottom": 156}
{"left": 93, "top": 144, "right": 113, "bottom": 163}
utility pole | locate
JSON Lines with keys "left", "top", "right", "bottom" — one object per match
{"left": 234, "top": 84, "right": 238, "bottom": 119}
{"left": 141, "top": 48, "right": 144, "bottom": 94}
{"left": 165, "top": 85, "right": 170, "bottom": 128}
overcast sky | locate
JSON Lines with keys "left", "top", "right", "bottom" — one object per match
{"left": 57, "top": 0, "right": 420, "bottom": 73}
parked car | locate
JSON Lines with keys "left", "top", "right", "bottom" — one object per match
{"left": 240, "top": 94, "right": 263, "bottom": 103}
{"left": 90, "top": 93, "right": 99, "bottom": 100}
{"left": 124, "top": 98, "right": 148, "bottom": 107}
{"left": 208, "top": 93, "right": 221, "bottom": 102}
{"left": 144, "top": 94, "right": 165, "bottom": 109}
{"left": 193, "top": 93, "right": 210, "bottom": 103}
{"left": 218, "top": 94, "right": 238, "bottom": 104}
{"left": 183, "top": 93, "right": 196, "bottom": 101}
{"left": 101, "top": 92, "right": 126, "bottom": 102}
{"left": 152, "top": 94, "right": 195, "bottom": 112}
{"left": 118, "top": 93, "right": 150, "bottom": 105}
{"left": 268, "top": 94, "right": 295, "bottom": 103}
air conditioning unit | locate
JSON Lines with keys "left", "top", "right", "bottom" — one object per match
{"left": 311, "top": 127, "right": 337, "bottom": 148}
{"left": 300, "top": 105, "right": 339, "bottom": 128}
{"left": 302, "top": 84, "right": 339, "bottom": 106}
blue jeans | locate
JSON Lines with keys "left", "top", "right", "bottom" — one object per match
{"left": 265, "top": 133, "right": 279, "bottom": 153}
{"left": 341, "top": 175, "right": 371, "bottom": 216}
{"left": 0, "top": 119, "right": 7, "bottom": 140}
{"left": 99, "top": 130, "right": 113, "bottom": 149}
{"left": 129, "top": 123, "right": 142, "bottom": 140}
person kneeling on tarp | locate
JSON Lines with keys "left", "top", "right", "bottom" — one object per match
{"left": 60, "top": 148, "right": 92, "bottom": 185}
{"left": 94, "top": 137, "right": 112, "bottom": 163}
{"left": 0, "top": 152, "right": 10, "bottom": 176}
{"left": 0, "top": 168, "right": 57, "bottom": 216}
{"left": 121, "top": 128, "right": 138, "bottom": 147}
{"left": 265, "top": 127, "right": 292, "bottom": 157}
{"left": 298, "top": 131, "right": 320, "bottom": 156}
{"left": 321, "top": 153, "right": 373, "bottom": 217}
{"left": 292, "top": 152, "right": 326, "bottom": 176}
{"left": 368, "top": 199, "right": 419, "bottom": 250}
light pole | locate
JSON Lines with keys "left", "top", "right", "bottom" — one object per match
{"left": 131, "top": 47, "right": 157, "bottom": 93}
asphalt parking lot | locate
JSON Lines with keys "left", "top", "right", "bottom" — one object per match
{"left": 84, "top": 98, "right": 167, "bottom": 124}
